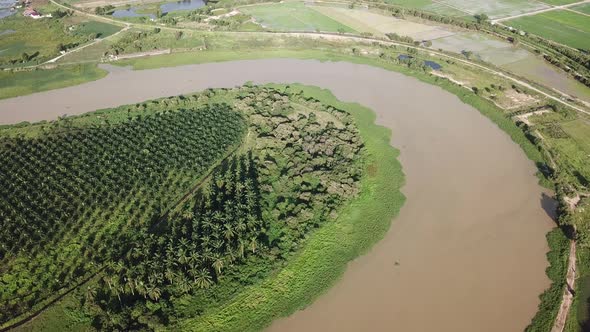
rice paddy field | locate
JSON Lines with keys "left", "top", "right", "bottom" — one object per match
{"left": 239, "top": 2, "right": 356, "bottom": 32}
{"left": 506, "top": 10, "right": 590, "bottom": 50}
{"left": 386, "top": 0, "right": 549, "bottom": 19}
{"left": 540, "top": 0, "right": 584, "bottom": 4}
{"left": 309, "top": 6, "right": 456, "bottom": 39}
{"left": 430, "top": 32, "right": 531, "bottom": 65}
{"left": 570, "top": 3, "right": 590, "bottom": 15}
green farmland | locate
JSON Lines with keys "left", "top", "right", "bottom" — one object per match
{"left": 506, "top": 10, "right": 590, "bottom": 50}
{"left": 540, "top": 0, "right": 584, "bottom": 5}
{"left": 72, "top": 21, "right": 122, "bottom": 39}
{"left": 384, "top": 0, "right": 545, "bottom": 18}
{"left": 571, "top": 3, "right": 590, "bottom": 15}
{"left": 239, "top": 2, "right": 356, "bottom": 32}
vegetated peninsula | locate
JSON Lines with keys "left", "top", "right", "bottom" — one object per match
{"left": 0, "top": 85, "right": 375, "bottom": 330}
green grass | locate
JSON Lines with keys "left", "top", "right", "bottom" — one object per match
{"left": 506, "top": 10, "right": 590, "bottom": 50}
{"left": 571, "top": 3, "right": 590, "bottom": 15}
{"left": 73, "top": 21, "right": 122, "bottom": 38}
{"left": 0, "top": 15, "right": 81, "bottom": 65}
{"left": 174, "top": 83, "right": 405, "bottom": 331}
{"left": 561, "top": 119, "right": 590, "bottom": 154}
{"left": 240, "top": 2, "right": 356, "bottom": 32}
{"left": 0, "top": 64, "right": 107, "bottom": 100}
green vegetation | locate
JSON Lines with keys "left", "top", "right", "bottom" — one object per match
{"left": 539, "top": 0, "right": 581, "bottom": 5}
{"left": 571, "top": 3, "right": 590, "bottom": 15}
{"left": 239, "top": 2, "right": 356, "bottom": 32}
{"left": 526, "top": 228, "right": 570, "bottom": 331}
{"left": 72, "top": 21, "right": 122, "bottom": 39}
{"left": 175, "top": 83, "right": 404, "bottom": 331}
{"left": 3, "top": 85, "right": 374, "bottom": 331}
{"left": 0, "top": 15, "right": 80, "bottom": 66}
{"left": 387, "top": 0, "right": 547, "bottom": 18}
{"left": 0, "top": 64, "right": 107, "bottom": 100}
{"left": 506, "top": 10, "right": 590, "bottom": 50}
{"left": 0, "top": 101, "right": 247, "bottom": 327}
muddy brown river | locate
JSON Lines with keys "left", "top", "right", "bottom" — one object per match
{"left": 0, "top": 59, "right": 555, "bottom": 332}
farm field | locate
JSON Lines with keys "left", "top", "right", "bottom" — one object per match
{"left": 383, "top": 0, "right": 468, "bottom": 16}
{"left": 435, "top": 0, "right": 549, "bottom": 19}
{"left": 73, "top": 21, "right": 122, "bottom": 38}
{"left": 430, "top": 31, "right": 530, "bottom": 65}
{"left": 0, "top": 15, "right": 81, "bottom": 65}
{"left": 310, "top": 6, "right": 456, "bottom": 39}
{"left": 560, "top": 118, "right": 590, "bottom": 154}
{"left": 0, "top": 11, "right": 121, "bottom": 67}
{"left": 506, "top": 10, "right": 590, "bottom": 50}
{"left": 539, "top": 0, "right": 585, "bottom": 5}
{"left": 570, "top": 2, "right": 590, "bottom": 14}
{"left": 239, "top": 2, "right": 356, "bottom": 32}
{"left": 387, "top": 0, "right": 549, "bottom": 19}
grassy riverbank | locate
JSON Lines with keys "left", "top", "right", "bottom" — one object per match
{"left": 0, "top": 64, "right": 107, "bottom": 100}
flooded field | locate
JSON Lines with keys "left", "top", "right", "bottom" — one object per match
{"left": 301, "top": 5, "right": 590, "bottom": 103}
{"left": 0, "top": 59, "right": 556, "bottom": 332}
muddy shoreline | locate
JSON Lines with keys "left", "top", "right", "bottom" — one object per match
{"left": 0, "top": 59, "right": 555, "bottom": 331}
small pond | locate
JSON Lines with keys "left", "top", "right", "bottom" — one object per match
{"left": 160, "top": 0, "right": 205, "bottom": 13}
{"left": 424, "top": 60, "right": 442, "bottom": 70}
{"left": 112, "top": 0, "right": 205, "bottom": 18}
{"left": 111, "top": 8, "right": 155, "bottom": 19}
{"left": 398, "top": 55, "right": 442, "bottom": 70}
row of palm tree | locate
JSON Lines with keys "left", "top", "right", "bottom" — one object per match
{"left": 0, "top": 104, "right": 246, "bottom": 324}
{"left": 86, "top": 154, "right": 266, "bottom": 329}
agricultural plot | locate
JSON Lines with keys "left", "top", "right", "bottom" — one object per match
{"left": 310, "top": 6, "right": 456, "bottom": 39}
{"left": 72, "top": 21, "right": 121, "bottom": 38}
{"left": 435, "top": 0, "right": 549, "bottom": 19}
{"left": 561, "top": 118, "right": 590, "bottom": 154}
{"left": 506, "top": 10, "right": 590, "bottom": 50}
{"left": 540, "top": 0, "right": 584, "bottom": 5}
{"left": 571, "top": 3, "right": 590, "bottom": 14}
{"left": 239, "top": 2, "right": 356, "bottom": 32}
{"left": 0, "top": 104, "right": 247, "bottom": 325}
{"left": 0, "top": 15, "right": 81, "bottom": 65}
{"left": 384, "top": 0, "right": 471, "bottom": 16}
{"left": 385, "top": 0, "right": 548, "bottom": 18}
{"left": 430, "top": 32, "right": 530, "bottom": 66}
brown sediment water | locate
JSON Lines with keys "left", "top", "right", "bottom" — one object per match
{"left": 0, "top": 59, "right": 555, "bottom": 332}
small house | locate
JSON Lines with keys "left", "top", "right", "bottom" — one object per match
{"left": 23, "top": 7, "right": 41, "bottom": 18}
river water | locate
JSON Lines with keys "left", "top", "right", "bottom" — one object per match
{"left": 0, "top": 59, "right": 556, "bottom": 332}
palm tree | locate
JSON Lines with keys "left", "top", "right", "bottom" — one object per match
{"left": 146, "top": 285, "right": 161, "bottom": 301}
{"left": 212, "top": 256, "right": 224, "bottom": 277}
{"left": 194, "top": 269, "right": 213, "bottom": 289}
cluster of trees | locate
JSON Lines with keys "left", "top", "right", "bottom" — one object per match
{"left": 1, "top": 86, "right": 365, "bottom": 329}
{"left": 386, "top": 32, "right": 414, "bottom": 44}
{"left": 94, "top": 5, "right": 115, "bottom": 15}
{"left": 105, "top": 30, "right": 160, "bottom": 56}
{"left": 372, "top": 3, "right": 482, "bottom": 30}
{"left": 0, "top": 105, "right": 246, "bottom": 324}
